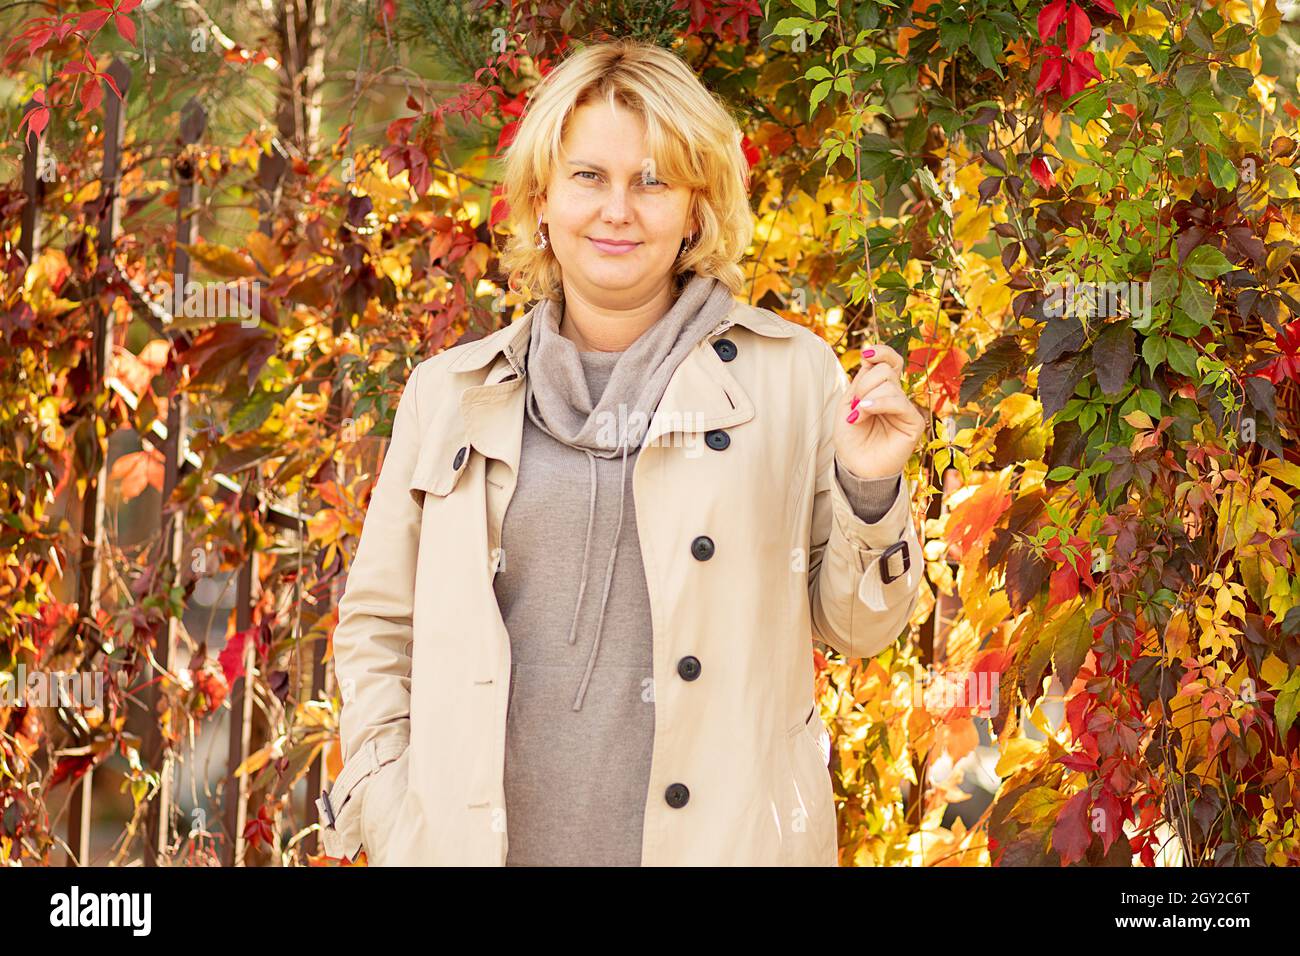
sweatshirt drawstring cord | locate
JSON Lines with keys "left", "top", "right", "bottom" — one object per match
{"left": 566, "top": 451, "right": 598, "bottom": 648}
{"left": 571, "top": 429, "right": 630, "bottom": 711}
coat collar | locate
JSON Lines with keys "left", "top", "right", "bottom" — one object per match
{"left": 445, "top": 298, "right": 796, "bottom": 377}
{"left": 443, "top": 298, "right": 797, "bottom": 474}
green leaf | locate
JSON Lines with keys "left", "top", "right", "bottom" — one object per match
{"left": 1141, "top": 334, "right": 1167, "bottom": 372}
{"left": 1174, "top": 62, "right": 1210, "bottom": 96}
{"left": 939, "top": 19, "right": 969, "bottom": 51}
{"left": 1275, "top": 678, "right": 1298, "bottom": 744}
{"left": 1137, "top": 387, "right": 1163, "bottom": 419}
{"left": 1218, "top": 65, "right": 1255, "bottom": 99}
{"left": 1176, "top": 279, "right": 1216, "bottom": 325}
{"left": 970, "top": 20, "right": 1004, "bottom": 78}
{"left": 772, "top": 16, "right": 812, "bottom": 36}
{"left": 1206, "top": 151, "right": 1238, "bottom": 190}
{"left": 809, "top": 79, "right": 833, "bottom": 114}
{"left": 1166, "top": 338, "right": 1200, "bottom": 378}
{"left": 1183, "top": 244, "right": 1232, "bottom": 279}
{"left": 1052, "top": 607, "right": 1094, "bottom": 690}
{"left": 1150, "top": 263, "right": 1179, "bottom": 305}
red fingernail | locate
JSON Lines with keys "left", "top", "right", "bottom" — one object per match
{"left": 850, "top": 395, "right": 860, "bottom": 409}
{"left": 862, "top": 348, "right": 875, "bottom": 358}
{"left": 846, "top": 409, "right": 860, "bottom": 424}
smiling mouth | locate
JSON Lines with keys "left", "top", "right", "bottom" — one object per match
{"left": 589, "top": 237, "right": 640, "bottom": 248}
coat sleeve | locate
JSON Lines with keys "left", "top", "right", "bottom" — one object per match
{"left": 316, "top": 360, "right": 424, "bottom": 861}
{"left": 806, "top": 345, "right": 923, "bottom": 661}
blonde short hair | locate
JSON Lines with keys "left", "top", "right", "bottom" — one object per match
{"left": 498, "top": 39, "right": 754, "bottom": 302}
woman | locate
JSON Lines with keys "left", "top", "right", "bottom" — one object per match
{"left": 316, "top": 39, "right": 925, "bottom": 867}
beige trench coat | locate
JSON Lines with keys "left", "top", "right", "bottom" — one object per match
{"left": 316, "top": 300, "right": 923, "bottom": 866}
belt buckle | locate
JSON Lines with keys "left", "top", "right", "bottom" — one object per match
{"left": 879, "top": 540, "right": 910, "bottom": 585}
{"left": 316, "top": 790, "right": 336, "bottom": 828}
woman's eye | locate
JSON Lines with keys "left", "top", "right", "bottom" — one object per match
{"left": 576, "top": 171, "right": 600, "bottom": 181}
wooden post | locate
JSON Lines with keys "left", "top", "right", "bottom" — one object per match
{"left": 219, "top": 142, "right": 286, "bottom": 867}
{"left": 68, "top": 58, "right": 130, "bottom": 867}
{"left": 141, "top": 96, "right": 205, "bottom": 866}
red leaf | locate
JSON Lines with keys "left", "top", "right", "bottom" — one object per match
{"left": 1048, "top": 563, "right": 1080, "bottom": 606}
{"left": 1093, "top": 0, "right": 1117, "bottom": 13}
{"left": 76, "top": 10, "right": 111, "bottom": 31}
{"left": 21, "top": 105, "right": 49, "bottom": 145}
{"left": 1093, "top": 789, "right": 1126, "bottom": 853}
{"left": 26, "top": 27, "right": 55, "bottom": 57}
{"left": 1037, "top": 0, "right": 1068, "bottom": 41}
{"left": 114, "top": 12, "right": 137, "bottom": 44}
{"left": 1065, "top": 3, "right": 1092, "bottom": 51}
{"left": 1060, "top": 751, "right": 1099, "bottom": 772}
{"left": 740, "top": 133, "right": 761, "bottom": 169}
{"left": 1061, "top": 58, "right": 1089, "bottom": 98}
{"left": 1052, "top": 790, "right": 1093, "bottom": 865}
{"left": 1035, "top": 54, "right": 1063, "bottom": 95}
{"left": 78, "top": 78, "right": 104, "bottom": 118}
{"left": 101, "top": 69, "right": 123, "bottom": 100}
{"left": 489, "top": 197, "right": 510, "bottom": 228}
{"left": 1073, "top": 49, "right": 1101, "bottom": 81}
{"left": 1030, "top": 155, "right": 1056, "bottom": 190}
{"left": 219, "top": 626, "right": 254, "bottom": 684}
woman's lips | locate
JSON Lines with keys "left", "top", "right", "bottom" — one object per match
{"left": 589, "top": 237, "right": 640, "bottom": 255}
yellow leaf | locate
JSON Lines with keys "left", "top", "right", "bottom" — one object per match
{"left": 1261, "top": 458, "right": 1300, "bottom": 489}
{"left": 1260, "top": 0, "right": 1281, "bottom": 35}
{"left": 995, "top": 736, "right": 1043, "bottom": 777}
{"left": 245, "top": 231, "right": 284, "bottom": 273}
{"left": 1260, "top": 654, "right": 1289, "bottom": 689}
{"left": 233, "top": 742, "right": 275, "bottom": 777}
{"left": 954, "top": 204, "right": 992, "bottom": 248}
{"left": 181, "top": 241, "right": 258, "bottom": 279}
{"left": 1122, "top": 409, "right": 1153, "bottom": 430}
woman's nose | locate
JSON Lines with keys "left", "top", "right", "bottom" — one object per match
{"left": 601, "top": 186, "right": 631, "bottom": 222}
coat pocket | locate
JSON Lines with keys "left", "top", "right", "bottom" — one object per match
{"left": 780, "top": 707, "right": 838, "bottom": 866}
{"left": 317, "top": 734, "right": 407, "bottom": 861}
{"left": 360, "top": 747, "right": 411, "bottom": 866}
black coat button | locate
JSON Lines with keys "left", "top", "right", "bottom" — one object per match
{"left": 712, "top": 338, "right": 737, "bottom": 362}
{"left": 690, "top": 535, "right": 714, "bottom": 561}
{"left": 452, "top": 446, "right": 467, "bottom": 469}
{"left": 677, "top": 656, "right": 701, "bottom": 681}
{"left": 705, "top": 429, "right": 730, "bottom": 451}
{"left": 664, "top": 783, "right": 690, "bottom": 808}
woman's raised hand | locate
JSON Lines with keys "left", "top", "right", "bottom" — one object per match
{"left": 832, "top": 344, "right": 927, "bottom": 480}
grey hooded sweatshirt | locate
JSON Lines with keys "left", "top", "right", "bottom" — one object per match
{"left": 493, "top": 273, "right": 902, "bottom": 866}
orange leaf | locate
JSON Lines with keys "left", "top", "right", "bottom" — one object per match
{"left": 109, "top": 448, "right": 164, "bottom": 501}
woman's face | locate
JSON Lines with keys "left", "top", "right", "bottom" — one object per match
{"left": 538, "top": 99, "right": 695, "bottom": 301}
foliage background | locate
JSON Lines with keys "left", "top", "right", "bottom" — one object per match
{"left": 1, "top": 0, "right": 1298, "bottom": 865}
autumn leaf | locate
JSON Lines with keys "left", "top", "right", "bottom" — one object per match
{"left": 109, "top": 448, "right": 164, "bottom": 501}
{"left": 1052, "top": 790, "right": 1093, "bottom": 865}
